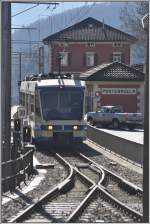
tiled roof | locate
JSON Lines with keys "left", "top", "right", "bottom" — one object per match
{"left": 43, "top": 17, "right": 137, "bottom": 43}
{"left": 80, "top": 62, "right": 145, "bottom": 81}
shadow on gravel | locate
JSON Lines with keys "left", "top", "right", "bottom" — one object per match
{"left": 14, "top": 189, "right": 34, "bottom": 205}
{"left": 34, "top": 142, "right": 100, "bottom": 158}
{"left": 95, "top": 124, "right": 144, "bottom": 132}
{"left": 37, "top": 207, "right": 63, "bottom": 223}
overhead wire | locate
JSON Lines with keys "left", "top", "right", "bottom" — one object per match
{"left": 12, "top": 4, "right": 40, "bottom": 17}
{"left": 48, "top": 2, "right": 88, "bottom": 34}
{"left": 11, "top": 24, "right": 25, "bottom": 27}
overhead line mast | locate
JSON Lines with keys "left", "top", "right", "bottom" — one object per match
{"left": 1, "top": 2, "right": 11, "bottom": 162}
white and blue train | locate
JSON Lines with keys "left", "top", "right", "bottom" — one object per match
{"left": 19, "top": 75, "right": 86, "bottom": 146}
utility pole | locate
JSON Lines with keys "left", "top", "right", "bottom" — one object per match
{"left": 1, "top": 2, "right": 11, "bottom": 162}
{"left": 142, "top": 13, "right": 149, "bottom": 223}
{"left": 18, "top": 52, "right": 22, "bottom": 104}
{"left": 38, "top": 46, "right": 44, "bottom": 74}
{"left": 19, "top": 52, "right": 22, "bottom": 82}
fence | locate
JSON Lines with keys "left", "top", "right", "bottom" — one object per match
{"left": 2, "top": 144, "right": 34, "bottom": 193}
{"left": 87, "top": 125, "right": 143, "bottom": 165}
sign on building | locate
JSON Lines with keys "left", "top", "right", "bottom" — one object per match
{"left": 101, "top": 88, "right": 137, "bottom": 95}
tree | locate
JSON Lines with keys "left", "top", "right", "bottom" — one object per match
{"left": 120, "top": 2, "right": 148, "bottom": 63}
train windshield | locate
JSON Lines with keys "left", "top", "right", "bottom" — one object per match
{"left": 40, "top": 89, "right": 84, "bottom": 120}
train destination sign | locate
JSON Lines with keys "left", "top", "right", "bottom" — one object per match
{"left": 101, "top": 88, "right": 137, "bottom": 95}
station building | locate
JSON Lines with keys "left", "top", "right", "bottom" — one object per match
{"left": 43, "top": 17, "right": 145, "bottom": 114}
{"left": 43, "top": 17, "right": 137, "bottom": 76}
{"left": 80, "top": 62, "right": 145, "bottom": 113}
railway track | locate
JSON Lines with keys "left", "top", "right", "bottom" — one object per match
{"left": 58, "top": 150, "right": 143, "bottom": 222}
{"left": 9, "top": 150, "right": 143, "bottom": 223}
{"left": 78, "top": 152, "right": 143, "bottom": 211}
{"left": 9, "top": 153, "right": 91, "bottom": 223}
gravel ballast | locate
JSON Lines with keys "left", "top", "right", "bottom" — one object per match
{"left": 2, "top": 141, "right": 143, "bottom": 222}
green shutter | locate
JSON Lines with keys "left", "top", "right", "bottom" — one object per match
{"left": 94, "top": 53, "right": 98, "bottom": 66}
{"left": 83, "top": 53, "right": 86, "bottom": 66}
{"left": 68, "top": 52, "right": 71, "bottom": 65}
{"left": 110, "top": 53, "right": 113, "bottom": 62}
{"left": 121, "top": 53, "right": 125, "bottom": 63}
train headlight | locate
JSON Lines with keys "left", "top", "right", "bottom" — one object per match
{"left": 73, "top": 125, "right": 79, "bottom": 130}
{"left": 48, "top": 125, "right": 53, "bottom": 131}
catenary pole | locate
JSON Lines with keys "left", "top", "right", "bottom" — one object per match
{"left": 39, "top": 46, "right": 44, "bottom": 74}
{"left": 142, "top": 14, "right": 149, "bottom": 223}
{"left": 18, "top": 52, "right": 22, "bottom": 103}
{"left": 2, "top": 2, "right": 11, "bottom": 162}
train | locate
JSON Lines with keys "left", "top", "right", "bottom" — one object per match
{"left": 18, "top": 74, "right": 86, "bottom": 146}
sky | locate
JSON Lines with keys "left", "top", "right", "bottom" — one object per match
{"left": 11, "top": 2, "right": 100, "bottom": 27}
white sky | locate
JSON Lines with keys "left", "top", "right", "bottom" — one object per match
{"left": 11, "top": 2, "right": 100, "bottom": 27}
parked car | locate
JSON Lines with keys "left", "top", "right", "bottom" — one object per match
{"left": 85, "top": 106, "right": 143, "bottom": 130}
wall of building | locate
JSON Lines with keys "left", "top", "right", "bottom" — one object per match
{"left": 86, "top": 81, "right": 144, "bottom": 113}
{"left": 50, "top": 42, "right": 130, "bottom": 73}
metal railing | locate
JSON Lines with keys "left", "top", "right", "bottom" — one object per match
{"left": 87, "top": 125, "right": 143, "bottom": 165}
{"left": 2, "top": 143, "right": 34, "bottom": 193}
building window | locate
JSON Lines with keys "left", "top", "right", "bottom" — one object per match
{"left": 58, "top": 42, "right": 69, "bottom": 47}
{"left": 86, "top": 42, "right": 95, "bottom": 47}
{"left": 86, "top": 52, "right": 95, "bottom": 66}
{"left": 113, "top": 52, "right": 122, "bottom": 62}
{"left": 59, "top": 52, "right": 68, "bottom": 66}
{"left": 113, "top": 42, "right": 123, "bottom": 47}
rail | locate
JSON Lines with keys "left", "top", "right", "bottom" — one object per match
{"left": 87, "top": 125, "right": 143, "bottom": 165}
{"left": 10, "top": 153, "right": 74, "bottom": 223}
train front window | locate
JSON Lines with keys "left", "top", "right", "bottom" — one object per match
{"left": 40, "top": 89, "right": 83, "bottom": 120}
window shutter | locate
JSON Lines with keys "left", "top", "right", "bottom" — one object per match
{"left": 57, "top": 52, "right": 60, "bottom": 64}
{"left": 68, "top": 52, "right": 71, "bottom": 65}
{"left": 110, "top": 53, "right": 113, "bottom": 62}
{"left": 94, "top": 53, "right": 98, "bottom": 66}
{"left": 121, "top": 53, "right": 125, "bottom": 63}
{"left": 83, "top": 53, "right": 86, "bottom": 66}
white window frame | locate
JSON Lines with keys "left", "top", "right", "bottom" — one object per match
{"left": 113, "top": 52, "right": 122, "bottom": 62}
{"left": 59, "top": 52, "right": 68, "bottom": 66}
{"left": 86, "top": 52, "right": 95, "bottom": 67}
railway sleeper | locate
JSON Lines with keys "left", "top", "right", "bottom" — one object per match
{"left": 97, "top": 190, "right": 142, "bottom": 222}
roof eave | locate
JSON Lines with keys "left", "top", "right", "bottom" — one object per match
{"left": 43, "top": 38, "right": 138, "bottom": 43}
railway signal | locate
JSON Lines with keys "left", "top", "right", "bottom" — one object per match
{"left": 14, "top": 119, "right": 21, "bottom": 131}
{"left": 23, "top": 126, "right": 31, "bottom": 143}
